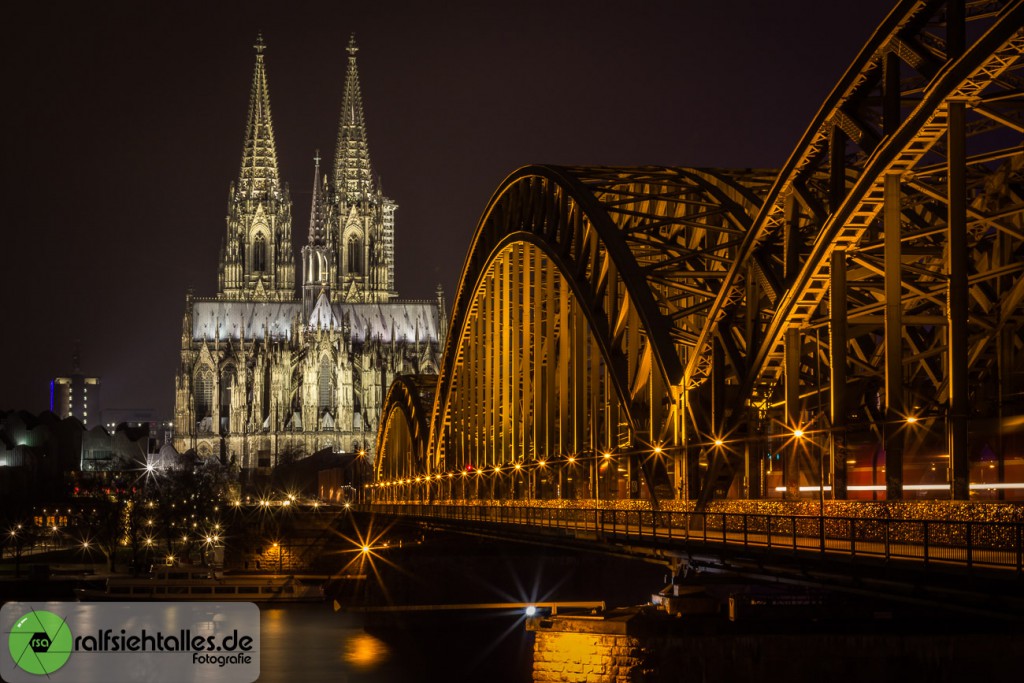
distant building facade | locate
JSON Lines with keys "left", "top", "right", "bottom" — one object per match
{"left": 50, "top": 350, "right": 100, "bottom": 427}
{"left": 102, "top": 408, "right": 175, "bottom": 454}
{"left": 173, "top": 36, "right": 445, "bottom": 469}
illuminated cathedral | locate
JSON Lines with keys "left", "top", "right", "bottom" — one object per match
{"left": 173, "top": 36, "right": 445, "bottom": 468}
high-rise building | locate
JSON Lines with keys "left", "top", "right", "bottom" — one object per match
{"left": 51, "top": 349, "right": 101, "bottom": 426}
{"left": 174, "top": 36, "right": 445, "bottom": 469}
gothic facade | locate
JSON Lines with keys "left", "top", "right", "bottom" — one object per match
{"left": 174, "top": 37, "right": 445, "bottom": 468}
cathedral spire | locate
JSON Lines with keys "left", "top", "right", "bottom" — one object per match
{"left": 308, "top": 150, "right": 326, "bottom": 245}
{"left": 238, "top": 34, "right": 281, "bottom": 198}
{"left": 219, "top": 34, "right": 294, "bottom": 301}
{"left": 333, "top": 34, "right": 374, "bottom": 198}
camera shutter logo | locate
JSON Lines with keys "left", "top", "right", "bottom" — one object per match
{"left": 7, "top": 609, "right": 73, "bottom": 675}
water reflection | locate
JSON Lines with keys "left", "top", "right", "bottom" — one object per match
{"left": 259, "top": 604, "right": 403, "bottom": 682}
{"left": 259, "top": 603, "right": 530, "bottom": 682}
{"left": 342, "top": 632, "right": 390, "bottom": 670}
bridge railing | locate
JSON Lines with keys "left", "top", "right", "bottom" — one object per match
{"left": 360, "top": 503, "right": 1024, "bottom": 574}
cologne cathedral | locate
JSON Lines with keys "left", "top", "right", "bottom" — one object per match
{"left": 173, "top": 36, "right": 445, "bottom": 468}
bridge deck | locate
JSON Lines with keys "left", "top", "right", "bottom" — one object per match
{"left": 362, "top": 503, "right": 1024, "bottom": 575}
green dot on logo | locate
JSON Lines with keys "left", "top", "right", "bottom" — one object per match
{"left": 8, "top": 609, "right": 73, "bottom": 675}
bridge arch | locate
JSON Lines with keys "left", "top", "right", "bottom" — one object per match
{"left": 374, "top": 375, "right": 436, "bottom": 494}
{"left": 692, "top": 0, "right": 1024, "bottom": 502}
{"left": 421, "top": 165, "right": 769, "bottom": 502}
{"left": 373, "top": 1, "right": 1024, "bottom": 506}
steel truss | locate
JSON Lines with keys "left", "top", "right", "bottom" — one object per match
{"left": 375, "top": 0, "right": 1024, "bottom": 504}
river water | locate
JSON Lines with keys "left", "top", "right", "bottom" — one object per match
{"left": 259, "top": 602, "right": 532, "bottom": 682}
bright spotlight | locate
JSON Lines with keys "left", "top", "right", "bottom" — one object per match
{"left": 525, "top": 605, "right": 537, "bottom": 616}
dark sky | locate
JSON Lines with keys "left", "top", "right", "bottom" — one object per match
{"left": 1, "top": 0, "right": 896, "bottom": 417}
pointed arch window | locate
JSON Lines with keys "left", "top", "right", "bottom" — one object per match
{"left": 262, "top": 363, "right": 272, "bottom": 427}
{"left": 220, "top": 365, "right": 235, "bottom": 433}
{"left": 253, "top": 235, "right": 267, "bottom": 272}
{"left": 347, "top": 235, "right": 362, "bottom": 275}
{"left": 195, "top": 369, "right": 214, "bottom": 423}
{"left": 318, "top": 357, "right": 335, "bottom": 413}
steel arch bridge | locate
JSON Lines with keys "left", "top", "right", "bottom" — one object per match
{"left": 374, "top": 0, "right": 1024, "bottom": 507}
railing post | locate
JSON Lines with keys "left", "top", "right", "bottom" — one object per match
{"left": 791, "top": 515, "right": 797, "bottom": 553}
{"left": 850, "top": 518, "right": 856, "bottom": 558}
{"left": 819, "top": 514, "right": 825, "bottom": 556}
{"left": 743, "top": 513, "right": 748, "bottom": 547}
{"left": 767, "top": 514, "right": 772, "bottom": 550}
{"left": 1018, "top": 523, "right": 1023, "bottom": 577}
{"left": 884, "top": 518, "right": 890, "bottom": 562}
{"left": 966, "top": 522, "right": 973, "bottom": 571}
{"left": 922, "top": 520, "right": 929, "bottom": 568}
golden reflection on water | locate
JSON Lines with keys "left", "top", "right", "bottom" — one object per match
{"left": 342, "top": 631, "right": 390, "bottom": 670}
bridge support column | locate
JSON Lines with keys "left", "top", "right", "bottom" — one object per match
{"left": 830, "top": 248, "right": 848, "bottom": 500}
{"left": 784, "top": 326, "right": 802, "bottom": 499}
{"left": 744, "top": 267, "right": 762, "bottom": 500}
{"left": 684, "top": 389, "right": 700, "bottom": 500}
{"left": 947, "top": 99, "right": 969, "bottom": 500}
{"left": 710, "top": 339, "right": 726, "bottom": 497}
{"left": 883, "top": 172, "right": 904, "bottom": 501}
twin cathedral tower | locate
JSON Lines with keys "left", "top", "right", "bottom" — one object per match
{"left": 174, "top": 36, "right": 445, "bottom": 468}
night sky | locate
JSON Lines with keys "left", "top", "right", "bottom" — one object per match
{"left": 2, "top": 0, "right": 896, "bottom": 417}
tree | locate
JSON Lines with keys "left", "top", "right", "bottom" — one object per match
{"left": 72, "top": 489, "right": 130, "bottom": 573}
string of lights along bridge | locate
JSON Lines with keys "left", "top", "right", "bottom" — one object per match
{"left": 371, "top": 0, "right": 1024, "bottom": 526}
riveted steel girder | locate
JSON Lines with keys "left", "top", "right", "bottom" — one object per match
{"left": 423, "top": 166, "right": 769, "bottom": 498}
{"left": 698, "top": 0, "right": 1024, "bottom": 503}
{"left": 375, "top": 374, "right": 436, "bottom": 484}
